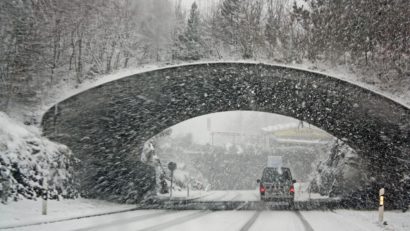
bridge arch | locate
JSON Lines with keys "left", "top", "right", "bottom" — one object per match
{"left": 41, "top": 62, "right": 410, "bottom": 201}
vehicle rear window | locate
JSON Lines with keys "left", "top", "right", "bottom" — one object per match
{"left": 262, "top": 168, "right": 292, "bottom": 183}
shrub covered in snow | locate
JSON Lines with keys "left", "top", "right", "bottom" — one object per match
{"left": 309, "top": 140, "right": 369, "bottom": 197}
{"left": 0, "top": 112, "right": 78, "bottom": 202}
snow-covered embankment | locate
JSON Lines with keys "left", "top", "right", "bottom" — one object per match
{"left": 0, "top": 112, "right": 78, "bottom": 202}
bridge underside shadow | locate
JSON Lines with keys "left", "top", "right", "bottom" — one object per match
{"left": 41, "top": 62, "right": 410, "bottom": 204}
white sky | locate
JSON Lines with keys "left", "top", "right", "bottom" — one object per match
{"left": 176, "top": 0, "right": 220, "bottom": 8}
{"left": 172, "top": 0, "right": 220, "bottom": 15}
{"left": 171, "top": 111, "right": 299, "bottom": 144}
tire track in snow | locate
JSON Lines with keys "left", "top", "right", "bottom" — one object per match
{"left": 294, "top": 210, "right": 315, "bottom": 231}
{"left": 136, "top": 210, "right": 212, "bottom": 231}
{"left": 239, "top": 211, "right": 261, "bottom": 231}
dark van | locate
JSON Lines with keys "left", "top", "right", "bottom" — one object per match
{"left": 257, "top": 167, "right": 296, "bottom": 204}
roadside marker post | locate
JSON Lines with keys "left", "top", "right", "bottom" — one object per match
{"left": 42, "top": 181, "right": 48, "bottom": 215}
{"left": 170, "top": 171, "right": 173, "bottom": 198}
{"left": 379, "top": 188, "right": 385, "bottom": 224}
{"left": 187, "top": 181, "right": 190, "bottom": 198}
{"left": 186, "top": 177, "right": 193, "bottom": 198}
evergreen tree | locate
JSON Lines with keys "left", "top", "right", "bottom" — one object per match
{"left": 186, "top": 2, "right": 201, "bottom": 43}
{"left": 171, "top": 0, "right": 186, "bottom": 61}
{"left": 216, "top": 0, "right": 263, "bottom": 58}
{"left": 237, "top": 0, "right": 263, "bottom": 59}
{"left": 217, "top": 0, "right": 242, "bottom": 50}
{"left": 174, "top": 2, "right": 204, "bottom": 61}
{"left": 265, "top": 1, "right": 280, "bottom": 58}
{"left": 185, "top": 2, "right": 204, "bottom": 60}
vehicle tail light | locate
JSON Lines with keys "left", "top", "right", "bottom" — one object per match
{"left": 289, "top": 185, "right": 295, "bottom": 193}
{"left": 260, "top": 185, "right": 266, "bottom": 193}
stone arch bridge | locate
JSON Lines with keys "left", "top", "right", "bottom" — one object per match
{"left": 41, "top": 62, "right": 410, "bottom": 203}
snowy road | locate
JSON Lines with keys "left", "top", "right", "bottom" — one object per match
{"left": 5, "top": 209, "right": 409, "bottom": 231}
{"left": 2, "top": 191, "right": 409, "bottom": 231}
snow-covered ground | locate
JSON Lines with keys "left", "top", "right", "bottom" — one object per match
{"left": 156, "top": 189, "right": 209, "bottom": 201}
{"left": 2, "top": 202, "right": 409, "bottom": 231}
{"left": 0, "top": 198, "right": 136, "bottom": 229}
{"left": 300, "top": 210, "right": 410, "bottom": 231}
{"left": 1, "top": 191, "right": 409, "bottom": 231}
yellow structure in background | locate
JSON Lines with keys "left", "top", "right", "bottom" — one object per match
{"left": 272, "top": 126, "right": 332, "bottom": 141}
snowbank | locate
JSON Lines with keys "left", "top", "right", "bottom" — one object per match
{"left": 302, "top": 209, "right": 410, "bottom": 231}
{"left": 0, "top": 112, "right": 78, "bottom": 201}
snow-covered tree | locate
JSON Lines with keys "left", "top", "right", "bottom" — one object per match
{"left": 215, "top": 0, "right": 264, "bottom": 58}
{"left": 173, "top": 2, "right": 206, "bottom": 61}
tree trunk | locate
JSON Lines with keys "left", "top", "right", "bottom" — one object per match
{"left": 114, "top": 51, "right": 121, "bottom": 70}
{"left": 106, "top": 41, "right": 116, "bottom": 73}
{"left": 76, "top": 37, "right": 83, "bottom": 84}
{"left": 123, "top": 51, "right": 129, "bottom": 68}
{"left": 69, "top": 31, "right": 76, "bottom": 71}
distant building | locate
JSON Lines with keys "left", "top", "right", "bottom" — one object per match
{"left": 262, "top": 123, "right": 333, "bottom": 146}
